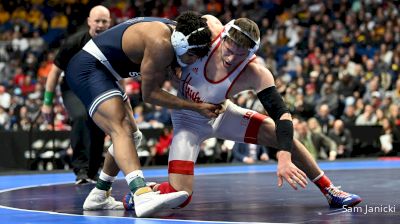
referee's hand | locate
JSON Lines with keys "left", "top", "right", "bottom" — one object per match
{"left": 41, "top": 104, "right": 53, "bottom": 123}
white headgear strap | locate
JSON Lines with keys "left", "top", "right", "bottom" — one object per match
{"left": 221, "top": 20, "right": 260, "bottom": 56}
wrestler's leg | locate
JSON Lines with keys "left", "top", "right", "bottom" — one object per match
{"left": 92, "top": 97, "right": 140, "bottom": 174}
{"left": 154, "top": 115, "right": 208, "bottom": 208}
{"left": 101, "top": 98, "right": 140, "bottom": 178}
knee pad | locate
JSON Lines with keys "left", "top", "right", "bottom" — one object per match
{"left": 168, "top": 160, "right": 194, "bottom": 175}
{"left": 108, "top": 130, "right": 143, "bottom": 157}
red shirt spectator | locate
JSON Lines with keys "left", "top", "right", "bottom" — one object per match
{"left": 154, "top": 128, "right": 173, "bottom": 156}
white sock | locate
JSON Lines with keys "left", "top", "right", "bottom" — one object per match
{"left": 99, "top": 170, "right": 116, "bottom": 182}
{"left": 125, "top": 170, "right": 144, "bottom": 185}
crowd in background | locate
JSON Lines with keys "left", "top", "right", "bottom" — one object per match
{"left": 1, "top": 0, "right": 400, "bottom": 168}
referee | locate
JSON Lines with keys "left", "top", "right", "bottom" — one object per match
{"left": 42, "top": 5, "right": 111, "bottom": 184}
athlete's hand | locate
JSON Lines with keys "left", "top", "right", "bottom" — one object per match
{"left": 276, "top": 151, "right": 308, "bottom": 190}
{"left": 41, "top": 104, "right": 53, "bottom": 122}
{"left": 196, "top": 103, "right": 223, "bottom": 118}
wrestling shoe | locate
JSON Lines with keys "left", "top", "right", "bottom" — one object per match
{"left": 324, "top": 185, "right": 362, "bottom": 208}
{"left": 83, "top": 187, "right": 124, "bottom": 210}
{"left": 122, "top": 182, "right": 158, "bottom": 210}
{"left": 133, "top": 187, "right": 189, "bottom": 217}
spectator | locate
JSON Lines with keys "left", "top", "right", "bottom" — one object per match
{"left": 296, "top": 118, "right": 337, "bottom": 161}
{"left": 232, "top": 142, "right": 270, "bottom": 164}
{"left": 198, "top": 138, "right": 218, "bottom": 164}
{"left": 28, "top": 30, "right": 45, "bottom": 56}
{"left": 13, "top": 105, "right": 31, "bottom": 131}
{"left": 144, "top": 105, "right": 171, "bottom": 128}
{"left": 50, "top": 12, "right": 69, "bottom": 29}
{"left": 0, "top": 106, "right": 10, "bottom": 130}
{"left": 389, "top": 78, "right": 400, "bottom": 105}
{"left": 218, "top": 140, "right": 235, "bottom": 163}
{"left": 11, "top": 31, "right": 29, "bottom": 53}
{"left": 379, "top": 92, "right": 393, "bottom": 112}
{"left": 0, "top": 4, "right": 10, "bottom": 24}
{"left": 317, "top": 84, "right": 340, "bottom": 117}
{"left": 37, "top": 51, "right": 55, "bottom": 79}
{"left": 340, "top": 104, "right": 357, "bottom": 127}
{"left": 363, "top": 77, "right": 382, "bottom": 104}
{"left": 376, "top": 108, "right": 386, "bottom": 125}
{"left": 387, "top": 104, "right": 400, "bottom": 126}
{"left": 328, "top": 119, "right": 353, "bottom": 158}
{"left": 336, "top": 73, "right": 360, "bottom": 102}
{"left": 283, "top": 50, "right": 301, "bottom": 80}
{"left": 125, "top": 79, "right": 141, "bottom": 108}
{"left": 110, "top": 1, "right": 135, "bottom": 24}
{"left": 206, "top": 0, "right": 223, "bottom": 16}
{"left": 315, "top": 103, "right": 335, "bottom": 134}
{"left": 354, "top": 97, "right": 365, "bottom": 116}
{"left": 133, "top": 104, "right": 150, "bottom": 129}
{"left": 150, "top": 127, "right": 173, "bottom": 165}
{"left": 0, "top": 85, "right": 11, "bottom": 110}
{"left": 302, "top": 83, "right": 319, "bottom": 117}
{"left": 379, "top": 117, "right": 400, "bottom": 156}
{"left": 244, "top": 90, "right": 264, "bottom": 114}
{"left": 370, "top": 91, "right": 382, "bottom": 109}
{"left": 13, "top": 67, "right": 26, "bottom": 87}
{"left": 355, "top": 104, "right": 378, "bottom": 125}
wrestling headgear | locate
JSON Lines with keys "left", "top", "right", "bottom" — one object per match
{"left": 221, "top": 20, "right": 260, "bottom": 56}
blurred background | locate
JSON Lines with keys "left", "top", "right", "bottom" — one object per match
{"left": 0, "top": 0, "right": 400, "bottom": 172}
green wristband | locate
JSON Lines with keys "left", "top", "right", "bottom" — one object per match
{"left": 44, "top": 91, "right": 54, "bottom": 106}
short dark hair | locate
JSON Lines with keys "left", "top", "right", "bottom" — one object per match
{"left": 175, "top": 11, "right": 211, "bottom": 58}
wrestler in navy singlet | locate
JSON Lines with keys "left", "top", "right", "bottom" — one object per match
{"left": 65, "top": 17, "right": 176, "bottom": 117}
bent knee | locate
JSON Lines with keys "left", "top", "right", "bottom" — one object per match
{"left": 168, "top": 160, "right": 195, "bottom": 193}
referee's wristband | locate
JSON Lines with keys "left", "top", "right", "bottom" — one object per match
{"left": 44, "top": 91, "right": 54, "bottom": 106}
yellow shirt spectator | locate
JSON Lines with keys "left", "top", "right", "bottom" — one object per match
{"left": 0, "top": 6, "right": 10, "bottom": 24}
{"left": 50, "top": 13, "right": 68, "bottom": 29}
{"left": 27, "top": 8, "right": 42, "bottom": 25}
{"left": 32, "top": 14, "right": 49, "bottom": 33}
{"left": 11, "top": 7, "right": 27, "bottom": 20}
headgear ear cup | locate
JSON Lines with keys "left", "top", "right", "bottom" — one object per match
{"left": 171, "top": 30, "right": 189, "bottom": 56}
{"left": 171, "top": 27, "right": 207, "bottom": 56}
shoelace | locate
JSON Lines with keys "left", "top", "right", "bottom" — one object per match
{"left": 326, "top": 186, "right": 349, "bottom": 198}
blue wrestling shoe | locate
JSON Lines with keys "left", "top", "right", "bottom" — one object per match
{"left": 324, "top": 185, "right": 362, "bottom": 208}
{"left": 123, "top": 192, "right": 134, "bottom": 210}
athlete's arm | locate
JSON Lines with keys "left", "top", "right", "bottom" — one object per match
{"left": 246, "top": 63, "right": 307, "bottom": 189}
{"left": 140, "top": 37, "right": 220, "bottom": 118}
{"left": 41, "top": 64, "right": 63, "bottom": 117}
{"left": 248, "top": 63, "right": 293, "bottom": 152}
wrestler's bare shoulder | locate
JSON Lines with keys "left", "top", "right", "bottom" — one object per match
{"left": 124, "top": 21, "right": 172, "bottom": 45}
{"left": 122, "top": 21, "right": 173, "bottom": 63}
{"left": 203, "top": 14, "right": 223, "bottom": 37}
